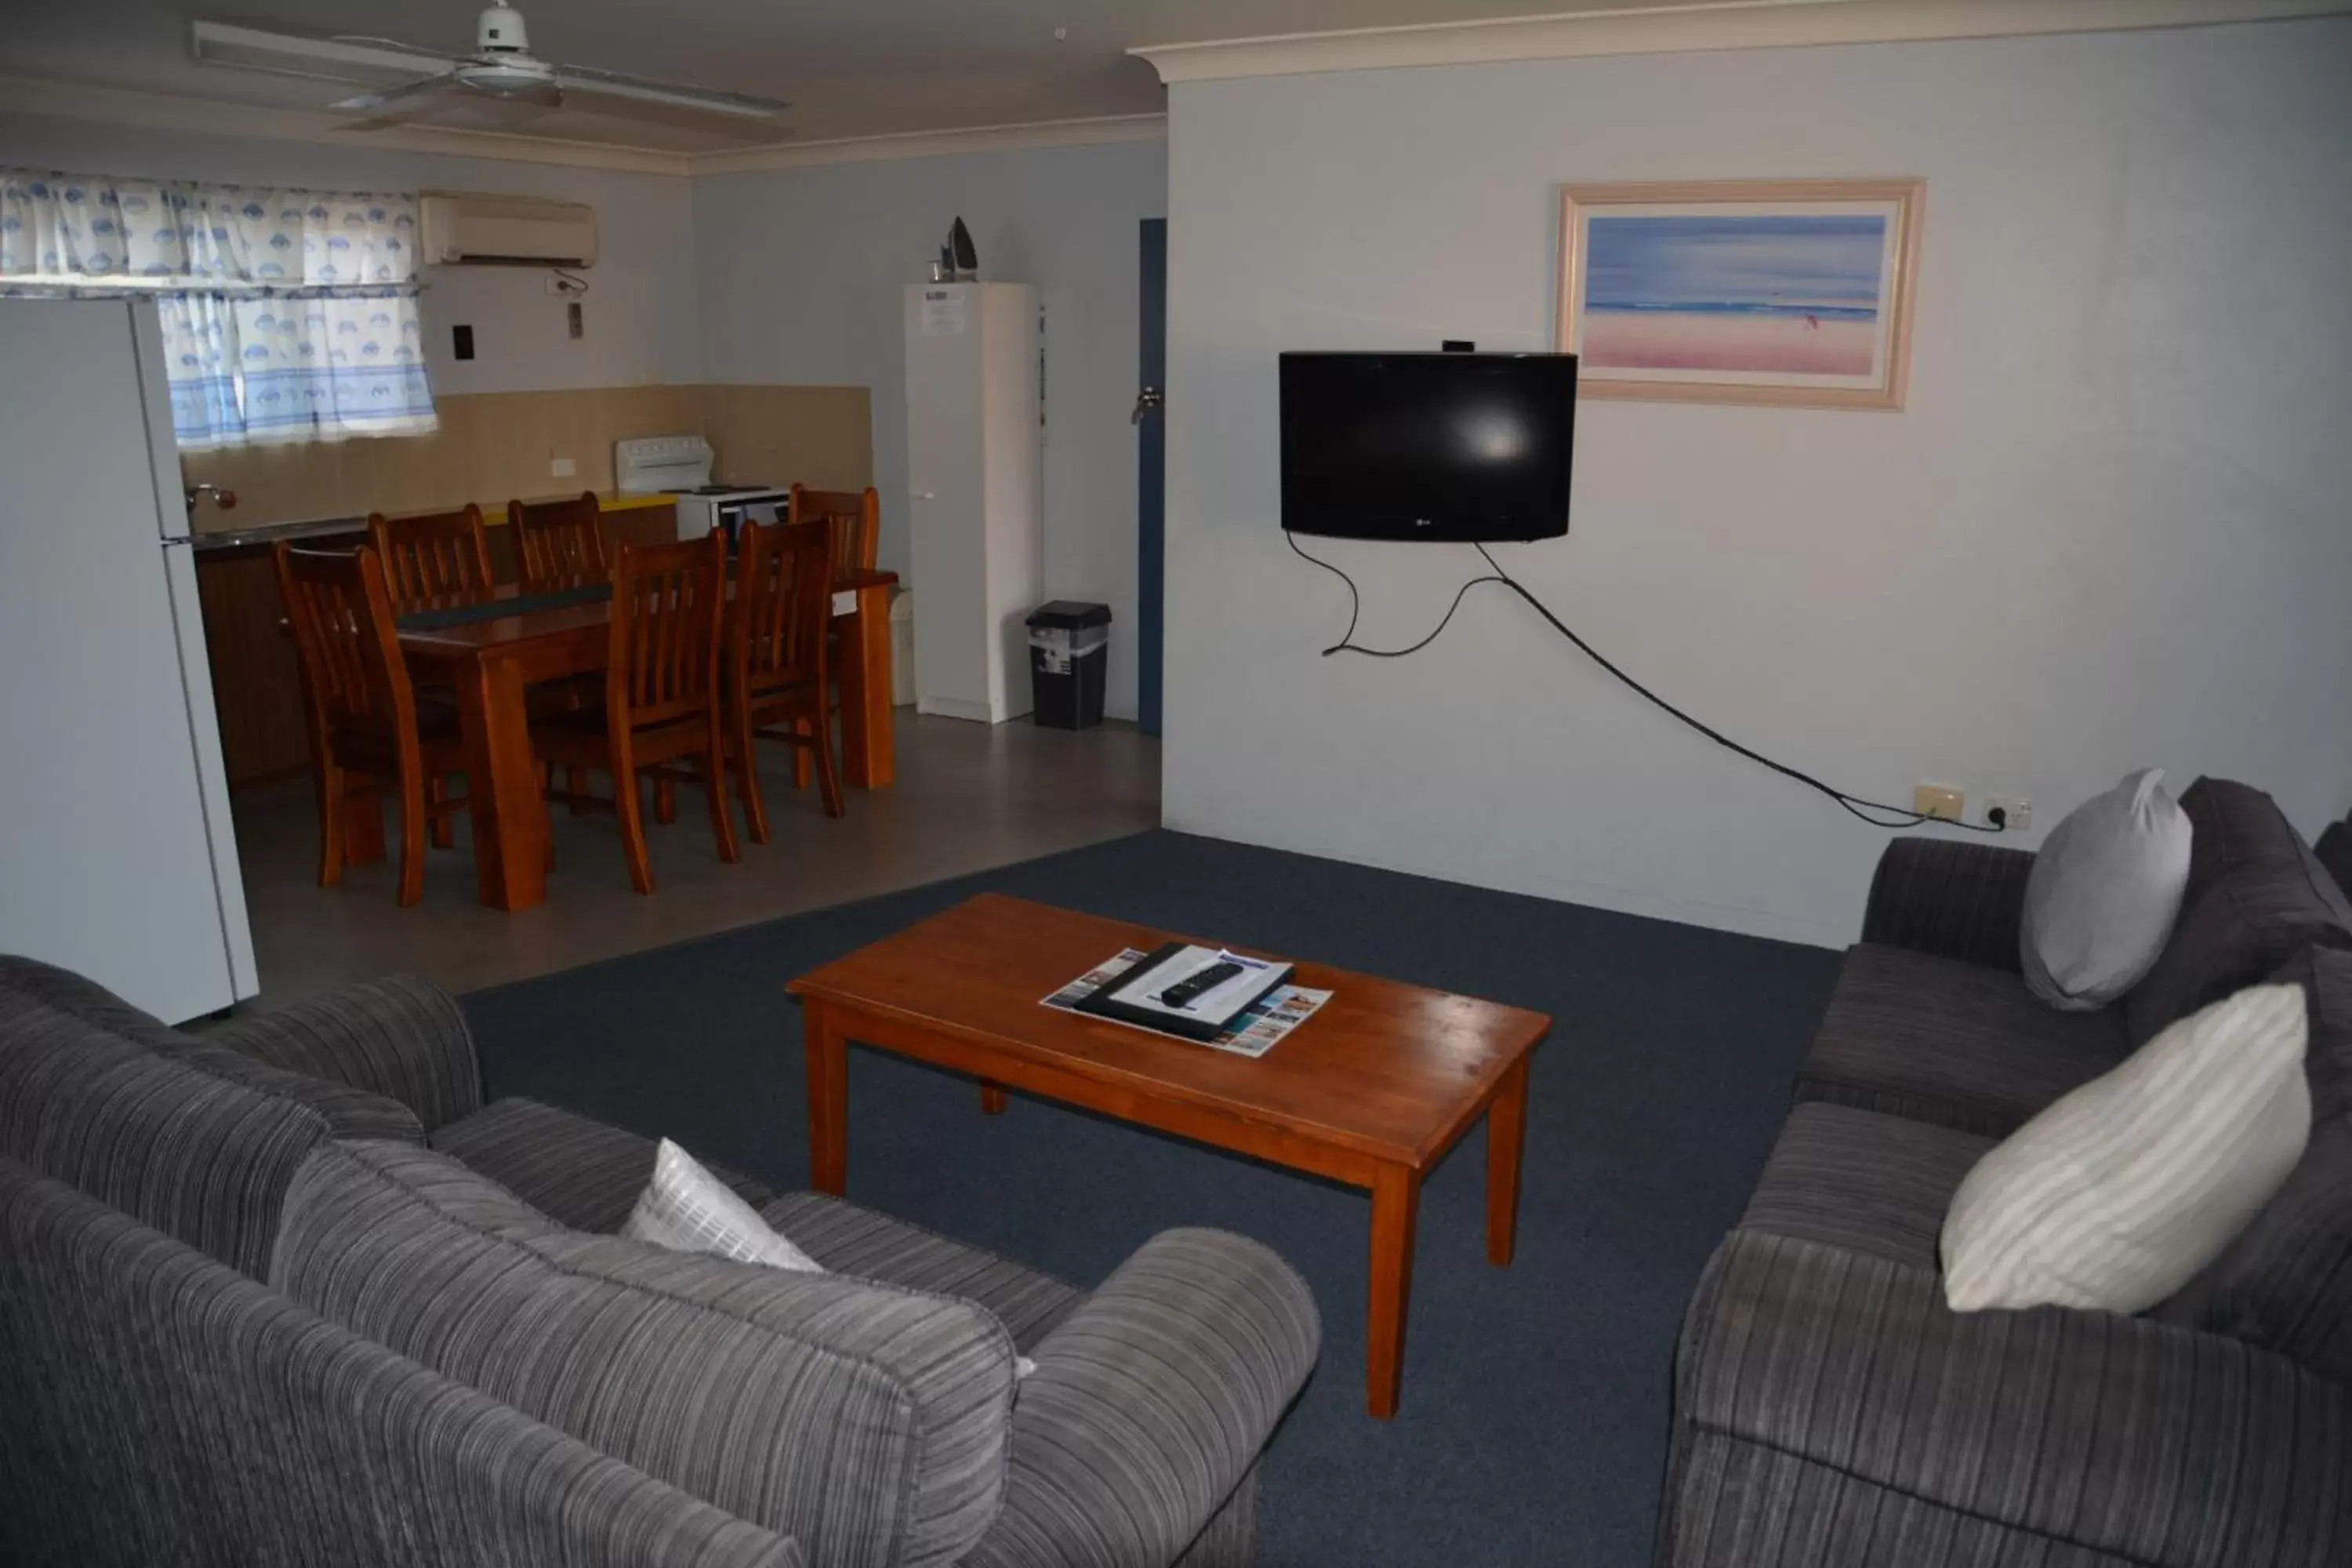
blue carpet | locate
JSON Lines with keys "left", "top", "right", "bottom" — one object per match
{"left": 460, "top": 829, "right": 1842, "bottom": 1566}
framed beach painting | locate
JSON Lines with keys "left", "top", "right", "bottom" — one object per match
{"left": 1557, "top": 178, "right": 1924, "bottom": 410}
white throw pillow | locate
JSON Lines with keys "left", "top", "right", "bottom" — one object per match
{"left": 622, "top": 1139, "right": 1036, "bottom": 1377}
{"left": 622, "top": 1138, "right": 824, "bottom": 1271}
{"left": 2020, "top": 767, "right": 2193, "bottom": 1011}
{"left": 1940, "top": 982, "right": 2310, "bottom": 1314}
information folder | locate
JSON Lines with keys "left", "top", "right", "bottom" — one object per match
{"left": 1071, "top": 943, "right": 1294, "bottom": 1042}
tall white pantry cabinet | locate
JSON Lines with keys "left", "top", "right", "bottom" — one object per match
{"left": 902, "top": 282, "right": 1043, "bottom": 724}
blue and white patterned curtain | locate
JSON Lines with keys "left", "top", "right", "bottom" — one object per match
{"left": 0, "top": 169, "right": 436, "bottom": 449}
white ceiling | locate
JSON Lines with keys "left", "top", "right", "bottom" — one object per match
{"left": 0, "top": 0, "right": 1709, "bottom": 151}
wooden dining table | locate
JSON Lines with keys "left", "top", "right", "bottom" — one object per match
{"left": 374, "top": 567, "right": 898, "bottom": 911}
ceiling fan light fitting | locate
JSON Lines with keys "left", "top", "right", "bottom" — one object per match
{"left": 477, "top": 2, "right": 529, "bottom": 55}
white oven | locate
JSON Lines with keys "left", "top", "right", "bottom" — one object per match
{"left": 673, "top": 488, "right": 791, "bottom": 551}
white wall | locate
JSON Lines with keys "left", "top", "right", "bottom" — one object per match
{"left": 695, "top": 141, "right": 1167, "bottom": 720}
{"left": 0, "top": 114, "right": 702, "bottom": 394}
{"left": 1163, "top": 18, "right": 2352, "bottom": 947}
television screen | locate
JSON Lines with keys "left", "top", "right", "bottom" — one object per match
{"left": 1279, "top": 351, "right": 1577, "bottom": 542}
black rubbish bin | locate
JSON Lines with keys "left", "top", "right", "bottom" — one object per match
{"left": 1026, "top": 601, "right": 1111, "bottom": 729}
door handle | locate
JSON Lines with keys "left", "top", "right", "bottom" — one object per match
{"left": 915, "top": 491, "right": 937, "bottom": 501}
{"left": 1131, "top": 386, "right": 1163, "bottom": 425}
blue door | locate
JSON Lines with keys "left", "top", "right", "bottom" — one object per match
{"left": 1135, "top": 218, "right": 1167, "bottom": 737}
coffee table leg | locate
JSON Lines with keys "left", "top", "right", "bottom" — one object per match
{"left": 1486, "top": 1056, "right": 1529, "bottom": 1268}
{"left": 804, "top": 1000, "right": 848, "bottom": 1195}
{"left": 1367, "top": 1162, "right": 1420, "bottom": 1419}
{"left": 979, "top": 1081, "right": 1007, "bottom": 1114}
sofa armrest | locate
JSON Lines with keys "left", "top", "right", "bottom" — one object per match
{"left": 1668, "top": 1229, "right": 2352, "bottom": 1568}
{"left": 210, "top": 975, "right": 482, "bottom": 1133}
{"left": 960, "top": 1229, "right": 1320, "bottom": 1568}
{"left": 1858, "top": 837, "right": 2035, "bottom": 971}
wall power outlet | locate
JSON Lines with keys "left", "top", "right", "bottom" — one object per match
{"left": 1986, "top": 794, "right": 2032, "bottom": 832}
{"left": 550, "top": 456, "right": 575, "bottom": 478}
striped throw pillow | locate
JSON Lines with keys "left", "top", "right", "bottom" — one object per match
{"left": 1941, "top": 982, "right": 2310, "bottom": 1313}
{"left": 622, "top": 1138, "right": 822, "bottom": 1271}
{"left": 623, "top": 1139, "right": 1037, "bottom": 1376}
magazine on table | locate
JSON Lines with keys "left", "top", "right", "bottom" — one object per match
{"left": 1043, "top": 948, "right": 1332, "bottom": 1058}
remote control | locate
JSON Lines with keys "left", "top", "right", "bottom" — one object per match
{"left": 1158, "top": 960, "right": 1244, "bottom": 1010}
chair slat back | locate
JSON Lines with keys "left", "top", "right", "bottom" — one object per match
{"left": 509, "top": 492, "right": 608, "bottom": 591}
{"left": 370, "top": 505, "right": 494, "bottom": 615}
{"left": 609, "top": 532, "right": 725, "bottom": 728}
{"left": 733, "top": 517, "right": 833, "bottom": 697}
{"left": 788, "top": 484, "right": 879, "bottom": 575}
{"left": 274, "top": 543, "right": 412, "bottom": 735}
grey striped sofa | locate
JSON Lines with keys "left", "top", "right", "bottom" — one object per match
{"left": 1660, "top": 778, "right": 2352, "bottom": 1568}
{"left": 0, "top": 956, "right": 1319, "bottom": 1567}
{"left": 2320, "top": 814, "right": 2350, "bottom": 901}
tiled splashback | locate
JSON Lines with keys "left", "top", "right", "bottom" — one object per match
{"left": 180, "top": 383, "right": 872, "bottom": 533}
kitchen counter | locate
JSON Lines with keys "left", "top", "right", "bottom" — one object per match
{"left": 189, "top": 490, "right": 677, "bottom": 553}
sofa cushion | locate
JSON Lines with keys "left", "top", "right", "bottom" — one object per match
{"left": 1794, "top": 945, "right": 2131, "bottom": 1138}
{"left": 764, "top": 1191, "right": 1086, "bottom": 1355}
{"left": 2179, "top": 777, "right": 2313, "bottom": 905}
{"left": 274, "top": 1140, "right": 1018, "bottom": 1568}
{"left": 0, "top": 958, "right": 329, "bottom": 1277}
{"left": 2158, "top": 948, "right": 2352, "bottom": 1377}
{"left": 2122, "top": 818, "right": 2352, "bottom": 1048}
{"left": 430, "top": 1095, "right": 771, "bottom": 1232}
{"left": 2318, "top": 821, "right": 2351, "bottom": 902}
{"left": 1741, "top": 1102, "right": 1994, "bottom": 1269}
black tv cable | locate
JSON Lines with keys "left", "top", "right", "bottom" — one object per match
{"left": 1284, "top": 530, "right": 2003, "bottom": 833}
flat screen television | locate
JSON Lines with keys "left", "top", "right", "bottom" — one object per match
{"left": 1279, "top": 351, "right": 1576, "bottom": 541}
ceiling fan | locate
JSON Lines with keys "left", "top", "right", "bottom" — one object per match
{"left": 191, "top": 2, "right": 789, "bottom": 132}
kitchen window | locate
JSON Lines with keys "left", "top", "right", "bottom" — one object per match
{"left": 0, "top": 169, "right": 437, "bottom": 450}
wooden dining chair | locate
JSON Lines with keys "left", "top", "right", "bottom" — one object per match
{"left": 509, "top": 492, "right": 609, "bottom": 591}
{"left": 728, "top": 517, "right": 845, "bottom": 844}
{"left": 788, "top": 483, "right": 880, "bottom": 572}
{"left": 369, "top": 504, "right": 495, "bottom": 616}
{"left": 273, "top": 542, "right": 468, "bottom": 907}
{"left": 532, "top": 532, "right": 739, "bottom": 895}
{"left": 783, "top": 484, "right": 879, "bottom": 789}
{"left": 507, "top": 491, "right": 609, "bottom": 805}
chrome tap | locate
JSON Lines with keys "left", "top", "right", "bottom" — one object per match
{"left": 183, "top": 483, "right": 238, "bottom": 517}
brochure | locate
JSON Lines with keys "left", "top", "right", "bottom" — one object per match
{"left": 1044, "top": 948, "right": 1332, "bottom": 1058}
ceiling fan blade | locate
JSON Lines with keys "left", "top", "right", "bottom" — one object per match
{"left": 193, "top": 20, "right": 455, "bottom": 86}
{"left": 554, "top": 65, "right": 788, "bottom": 121}
{"left": 330, "top": 71, "right": 459, "bottom": 114}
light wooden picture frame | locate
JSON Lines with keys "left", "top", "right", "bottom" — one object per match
{"left": 1556, "top": 178, "right": 1925, "bottom": 410}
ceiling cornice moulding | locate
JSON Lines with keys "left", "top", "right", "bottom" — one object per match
{"left": 1131, "top": 0, "right": 2352, "bottom": 83}
{"left": 691, "top": 114, "right": 1166, "bottom": 173}
{"left": 1, "top": 78, "right": 1167, "bottom": 176}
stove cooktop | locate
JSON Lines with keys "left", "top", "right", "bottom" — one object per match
{"left": 666, "top": 484, "right": 778, "bottom": 496}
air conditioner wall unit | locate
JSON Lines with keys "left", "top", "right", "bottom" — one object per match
{"left": 420, "top": 192, "right": 597, "bottom": 267}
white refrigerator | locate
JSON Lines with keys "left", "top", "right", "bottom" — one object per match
{"left": 903, "top": 282, "right": 1044, "bottom": 724}
{"left": 0, "top": 299, "right": 258, "bottom": 1022}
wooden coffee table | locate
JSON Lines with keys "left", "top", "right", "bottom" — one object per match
{"left": 786, "top": 893, "right": 1549, "bottom": 1417}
